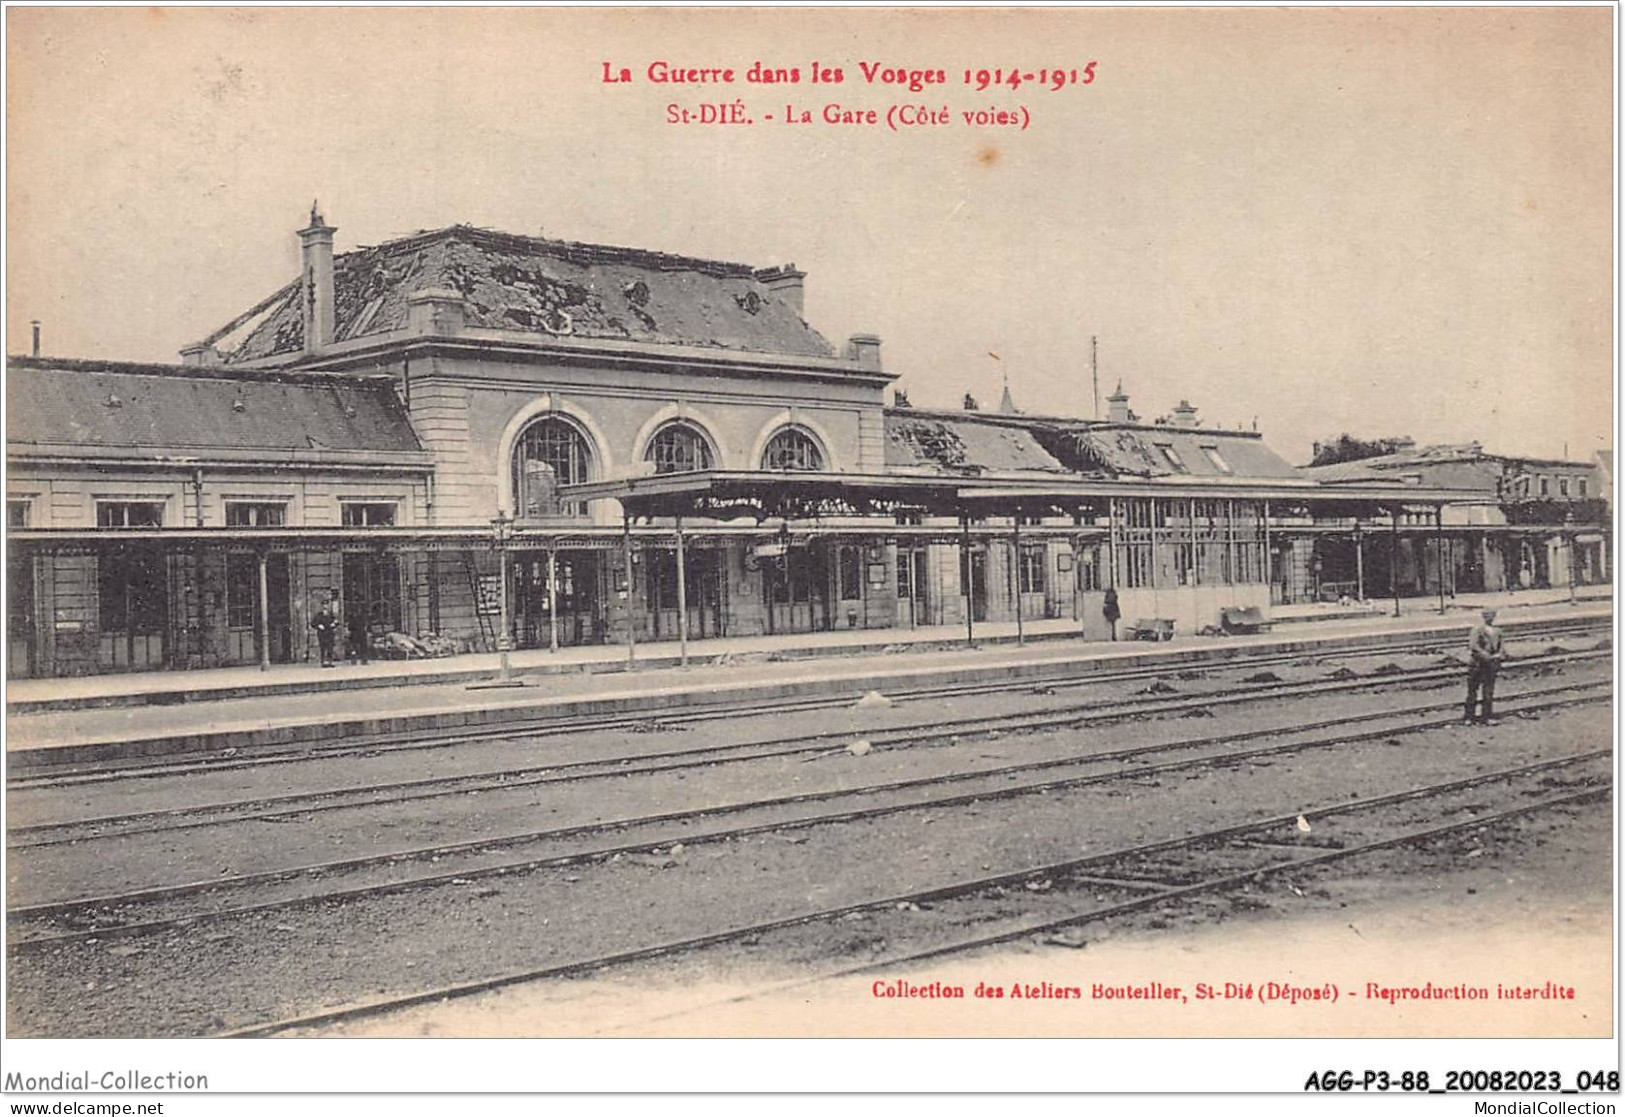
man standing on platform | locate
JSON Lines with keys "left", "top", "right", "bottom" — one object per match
{"left": 1464, "top": 607, "right": 1503, "bottom": 724}
{"left": 1102, "top": 587, "right": 1121, "bottom": 641}
{"left": 311, "top": 601, "right": 337, "bottom": 668}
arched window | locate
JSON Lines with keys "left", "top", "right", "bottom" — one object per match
{"left": 646, "top": 422, "right": 714, "bottom": 474}
{"left": 762, "top": 426, "right": 825, "bottom": 471}
{"left": 513, "top": 416, "right": 593, "bottom": 518}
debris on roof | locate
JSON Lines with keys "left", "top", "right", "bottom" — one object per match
{"left": 214, "top": 225, "right": 836, "bottom": 363}
{"left": 886, "top": 413, "right": 1067, "bottom": 474}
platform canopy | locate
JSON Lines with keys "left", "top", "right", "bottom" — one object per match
{"left": 561, "top": 469, "right": 1485, "bottom": 521}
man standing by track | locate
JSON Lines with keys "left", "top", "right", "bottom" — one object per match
{"left": 1464, "top": 607, "right": 1504, "bottom": 724}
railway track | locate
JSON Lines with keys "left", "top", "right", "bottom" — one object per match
{"left": 9, "top": 615, "right": 1607, "bottom": 788}
{"left": 8, "top": 644, "right": 1610, "bottom": 849}
{"left": 8, "top": 677, "right": 1608, "bottom": 951}
{"left": 228, "top": 749, "right": 1611, "bottom": 1038}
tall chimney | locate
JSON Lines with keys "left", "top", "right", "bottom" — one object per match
{"left": 30, "top": 320, "right": 40, "bottom": 357}
{"left": 1170, "top": 399, "right": 1199, "bottom": 428}
{"left": 1106, "top": 382, "right": 1131, "bottom": 423}
{"left": 299, "top": 201, "right": 337, "bottom": 354}
{"left": 755, "top": 264, "right": 806, "bottom": 316}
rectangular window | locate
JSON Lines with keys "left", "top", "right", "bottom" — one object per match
{"left": 1200, "top": 445, "right": 1232, "bottom": 474}
{"left": 98, "top": 547, "right": 167, "bottom": 634}
{"left": 226, "top": 553, "right": 258, "bottom": 628}
{"left": 1578, "top": 478, "right": 1588, "bottom": 497}
{"left": 896, "top": 549, "right": 927, "bottom": 602}
{"left": 226, "top": 502, "right": 287, "bottom": 527}
{"left": 1115, "top": 498, "right": 1155, "bottom": 589}
{"left": 341, "top": 502, "right": 397, "bottom": 528}
{"left": 342, "top": 553, "right": 402, "bottom": 634}
{"left": 1156, "top": 444, "right": 1189, "bottom": 474}
{"left": 1559, "top": 478, "right": 1570, "bottom": 497}
{"left": 1076, "top": 546, "right": 1102, "bottom": 592}
{"left": 838, "top": 546, "right": 863, "bottom": 601}
{"left": 647, "top": 552, "right": 680, "bottom": 613}
{"left": 7, "top": 500, "right": 29, "bottom": 529}
{"left": 96, "top": 501, "right": 163, "bottom": 528}
{"left": 1018, "top": 546, "right": 1046, "bottom": 595}
{"left": 1539, "top": 477, "right": 1550, "bottom": 498}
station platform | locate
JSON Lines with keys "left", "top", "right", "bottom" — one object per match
{"left": 4, "top": 587, "right": 1610, "bottom": 771}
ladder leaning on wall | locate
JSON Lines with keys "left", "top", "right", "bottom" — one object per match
{"left": 461, "top": 550, "right": 498, "bottom": 653}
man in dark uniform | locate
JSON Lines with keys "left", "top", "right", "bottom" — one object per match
{"left": 346, "top": 609, "right": 372, "bottom": 665}
{"left": 311, "top": 602, "right": 337, "bottom": 667}
{"left": 1102, "top": 587, "right": 1121, "bottom": 641}
{"left": 1464, "top": 607, "right": 1504, "bottom": 724}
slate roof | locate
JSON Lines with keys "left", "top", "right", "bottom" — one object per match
{"left": 210, "top": 226, "right": 835, "bottom": 363}
{"left": 6, "top": 357, "right": 424, "bottom": 458}
{"left": 886, "top": 411, "right": 1068, "bottom": 474}
{"left": 1300, "top": 443, "right": 1489, "bottom": 482}
{"left": 885, "top": 409, "right": 1300, "bottom": 481}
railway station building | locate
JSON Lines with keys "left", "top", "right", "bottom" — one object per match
{"left": 5, "top": 209, "right": 1600, "bottom": 678}
{"left": 1290, "top": 442, "right": 1609, "bottom": 603}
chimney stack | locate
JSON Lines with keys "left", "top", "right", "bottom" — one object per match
{"left": 179, "top": 341, "right": 222, "bottom": 367}
{"left": 299, "top": 201, "right": 337, "bottom": 355}
{"left": 1106, "top": 382, "right": 1131, "bottom": 423}
{"left": 1170, "top": 399, "right": 1199, "bottom": 428}
{"left": 406, "top": 288, "right": 468, "bottom": 336}
{"left": 755, "top": 264, "right": 806, "bottom": 316}
{"left": 30, "top": 320, "right": 40, "bottom": 357}
{"left": 845, "top": 333, "right": 883, "bottom": 370}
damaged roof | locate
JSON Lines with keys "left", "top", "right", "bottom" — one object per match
{"left": 886, "top": 411, "right": 1069, "bottom": 474}
{"left": 1301, "top": 443, "right": 1596, "bottom": 490}
{"left": 1045, "top": 424, "right": 1302, "bottom": 480}
{"left": 6, "top": 357, "right": 424, "bottom": 459}
{"left": 211, "top": 225, "right": 835, "bottom": 363}
{"left": 886, "top": 409, "right": 1301, "bottom": 481}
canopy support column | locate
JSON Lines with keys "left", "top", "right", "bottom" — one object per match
{"left": 1435, "top": 505, "right": 1447, "bottom": 615}
{"left": 960, "top": 509, "right": 974, "bottom": 647}
{"left": 1012, "top": 514, "right": 1025, "bottom": 646}
{"left": 1390, "top": 507, "right": 1401, "bottom": 617}
{"left": 623, "top": 512, "right": 637, "bottom": 670}
{"left": 675, "top": 515, "right": 689, "bottom": 667}
{"left": 257, "top": 550, "right": 271, "bottom": 672}
{"left": 547, "top": 548, "right": 559, "bottom": 653}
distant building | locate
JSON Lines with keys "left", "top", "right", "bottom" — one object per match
{"left": 1297, "top": 442, "right": 1609, "bottom": 601}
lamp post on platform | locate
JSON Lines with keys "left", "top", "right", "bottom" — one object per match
{"left": 470, "top": 512, "right": 525, "bottom": 689}
{"left": 1352, "top": 520, "right": 1365, "bottom": 604}
{"left": 1565, "top": 510, "right": 1577, "bottom": 605}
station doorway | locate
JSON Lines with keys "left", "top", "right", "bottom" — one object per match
{"left": 765, "top": 545, "right": 831, "bottom": 634}
{"left": 97, "top": 545, "right": 168, "bottom": 670}
{"left": 647, "top": 547, "right": 725, "bottom": 640}
{"left": 514, "top": 551, "right": 606, "bottom": 647}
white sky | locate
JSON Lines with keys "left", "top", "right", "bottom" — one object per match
{"left": 6, "top": 6, "right": 1613, "bottom": 466}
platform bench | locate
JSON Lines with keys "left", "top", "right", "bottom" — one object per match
{"left": 1220, "top": 606, "right": 1272, "bottom": 635}
{"left": 1126, "top": 618, "right": 1176, "bottom": 642}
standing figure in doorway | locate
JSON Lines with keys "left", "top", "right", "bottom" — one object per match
{"left": 311, "top": 602, "right": 337, "bottom": 668}
{"left": 1464, "top": 607, "right": 1503, "bottom": 724}
{"left": 1102, "top": 586, "right": 1121, "bottom": 642}
{"left": 347, "top": 609, "right": 372, "bottom": 665}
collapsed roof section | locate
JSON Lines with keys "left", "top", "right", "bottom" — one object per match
{"left": 208, "top": 225, "right": 836, "bottom": 364}
{"left": 885, "top": 408, "right": 1301, "bottom": 482}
